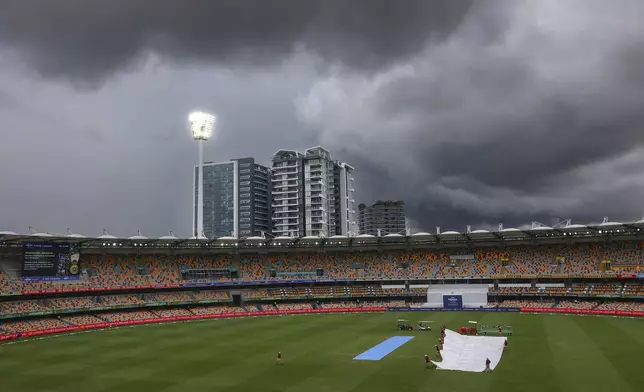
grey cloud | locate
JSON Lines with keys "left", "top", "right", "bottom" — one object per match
{"left": 0, "top": 54, "right": 323, "bottom": 236}
{"left": 299, "top": 0, "right": 644, "bottom": 229}
{"left": 2, "top": 0, "right": 644, "bottom": 236}
{"left": 0, "top": 0, "right": 474, "bottom": 83}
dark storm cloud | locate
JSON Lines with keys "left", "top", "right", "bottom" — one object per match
{"left": 0, "top": 60, "right": 321, "bottom": 236}
{"left": 2, "top": 0, "right": 644, "bottom": 235}
{"left": 299, "top": 0, "right": 644, "bottom": 229}
{"left": 0, "top": 0, "right": 474, "bottom": 83}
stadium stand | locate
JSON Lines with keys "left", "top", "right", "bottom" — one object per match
{"left": 555, "top": 300, "right": 599, "bottom": 310}
{"left": 152, "top": 308, "right": 193, "bottom": 318}
{"left": 594, "top": 301, "right": 644, "bottom": 311}
{"left": 1, "top": 318, "right": 70, "bottom": 333}
{"left": 188, "top": 306, "right": 251, "bottom": 315}
{"left": 61, "top": 314, "right": 105, "bottom": 326}
{"left": 47, "top": 297, "right": 97, "bottom": 310}
{"left": 99, "top": 294, "right": 144, "bottom": 306}
{"left": 497, "top": 300, "right": 555, "bottom": 308}
{"left": 97, "top": 310, "right": 157, "bottom": 322}
{"left": 1, "top": 237, "right": 644, "bottom": 341}
{"left": 2, "top": 243, "right": 644, "bottom": 294}
{"left": 275, "top": 303, "right": 312, "bottom": 311}
{"left": 1, "top": 300, "right": 46, "bottom": 315}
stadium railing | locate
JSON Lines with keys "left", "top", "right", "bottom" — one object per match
{"left": 520, "top": 307, "right": 644, "bottom": 317}
{"left": 8, "top": 273, "right": 643, "bottom": 297}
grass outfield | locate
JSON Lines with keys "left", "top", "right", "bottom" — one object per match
{"left": 1, "top": 312, "right": 643, "bottom": 392}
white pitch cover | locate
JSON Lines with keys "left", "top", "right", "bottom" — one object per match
{"left": 431, "top": 329, "right": 506, "bottom": 372}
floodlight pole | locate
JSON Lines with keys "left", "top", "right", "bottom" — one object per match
{"left": 197, "top": 139, "right": 205, "bottom": 238}
{"left": 188, "top": 112, "right": 216, "bottom": 238}
{"left": 189, "top": 111, "right": 215, "bottom": 239}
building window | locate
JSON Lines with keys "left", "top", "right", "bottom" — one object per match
{"left": 240, "top": 163, "right": 251, "bottom": 167}
{"left": 240, "top": 187, "right": 251, "bottom": 192}
{"left": 240, "top": 169, "right": 251, "bottom": 173}
{"left": 240, "top": 181, "right": 250, "bottom": 186}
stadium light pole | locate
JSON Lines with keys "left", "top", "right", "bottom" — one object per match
{"left": 189, "top": 111, "right": 216, "bottom": 239}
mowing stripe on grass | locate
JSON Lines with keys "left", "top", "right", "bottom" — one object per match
{"left": 353, "top": 336, "right": 415, "bottom": 360}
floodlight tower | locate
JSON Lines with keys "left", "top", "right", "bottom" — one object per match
{"left": 189, "top": 111, "right": 216, "bottom": 239}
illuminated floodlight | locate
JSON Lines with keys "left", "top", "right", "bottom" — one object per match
{"left": 189, "top": 111, "right": 216, "bottom": 141}
{"left": 190, "top": 110, "right": 218, "bottom": 239}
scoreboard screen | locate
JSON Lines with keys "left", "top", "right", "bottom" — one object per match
{"left": 22, "top": 243, "right": 81, "bottom": 281}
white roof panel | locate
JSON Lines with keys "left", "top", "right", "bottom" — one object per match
{"left": 529, "top": 226, "right": 553, "bottom": 231}
{"left": 598, "top": 221, "right": 621, "bottom": 227}
{"left": 562, "top": 224, "right": 588, "bottom": 231}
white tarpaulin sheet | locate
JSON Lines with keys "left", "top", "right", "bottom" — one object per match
{"left": 431, "top": 329, "right": 506, "bottom": 372}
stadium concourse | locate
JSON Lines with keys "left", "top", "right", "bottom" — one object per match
{"left": 0, "top": 226, "right": 643, "bottom": 339}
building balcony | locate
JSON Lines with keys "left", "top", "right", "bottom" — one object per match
{"left": 273, "top": 195, "right": 298, "bottom": 202}
{"left": 274, "top": 217, "right": 299, "bottom": 222}
{"left": 272, "top": 202, "right": 299, "bottom": 208}
{"left": 272, "top": 188, "right": 299, "bottom": 195}
{"left": 272, "top": 227, "right": 299, "bottom": 233}
{"left": 271, "top": 176, "right": 298, "bottom": 186}
{"left": 273, "top": 222, "right": 299, "bottom": 227}
{"left": 274, "top": 204, "right": 298, "bottom": 209}
{"left": 272, "top": 186, "right": 298, "bottom": 193}
{"left": 272, "top": 167, "right": 298, "bottom": 174}
{"left": 273, "top": 218, "right": 295, "bottom": 224}
{"left": 254, "top": 179, "right": 269, "bottom": 186}
{"left": 272, "top": 163, "right": 298, "bottom": 169}
{"left": 273, "top": 190, "right": 299, "bottom": 197}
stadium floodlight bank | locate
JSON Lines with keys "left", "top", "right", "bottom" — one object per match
{"left": 189, "top": 111, "right": 217, "bottom": 239}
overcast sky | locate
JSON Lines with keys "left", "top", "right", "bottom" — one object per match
{"left": 1, "top": 0, "right": 644, "bottom": 237}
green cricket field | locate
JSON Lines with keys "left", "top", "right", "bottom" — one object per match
{"left": 1, "top": 312, "right": 643, "bottom": 392}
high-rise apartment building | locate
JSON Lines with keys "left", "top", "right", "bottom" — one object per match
{"left": 271, "top": 146, "right": 357, "bottom": 237}
{"left": 193, "top": 158, "right": 271, "bottom": 239}
{"left": 358, "top": 200, "right": 407, "bottom": 236}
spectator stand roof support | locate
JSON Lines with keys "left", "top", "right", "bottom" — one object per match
{"left": 2, "top": 217, "right": 644, "bottom": 253}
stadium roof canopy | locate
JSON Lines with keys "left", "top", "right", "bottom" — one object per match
{"left": 2, "top": 216, "right": 644, "bottom": 251}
